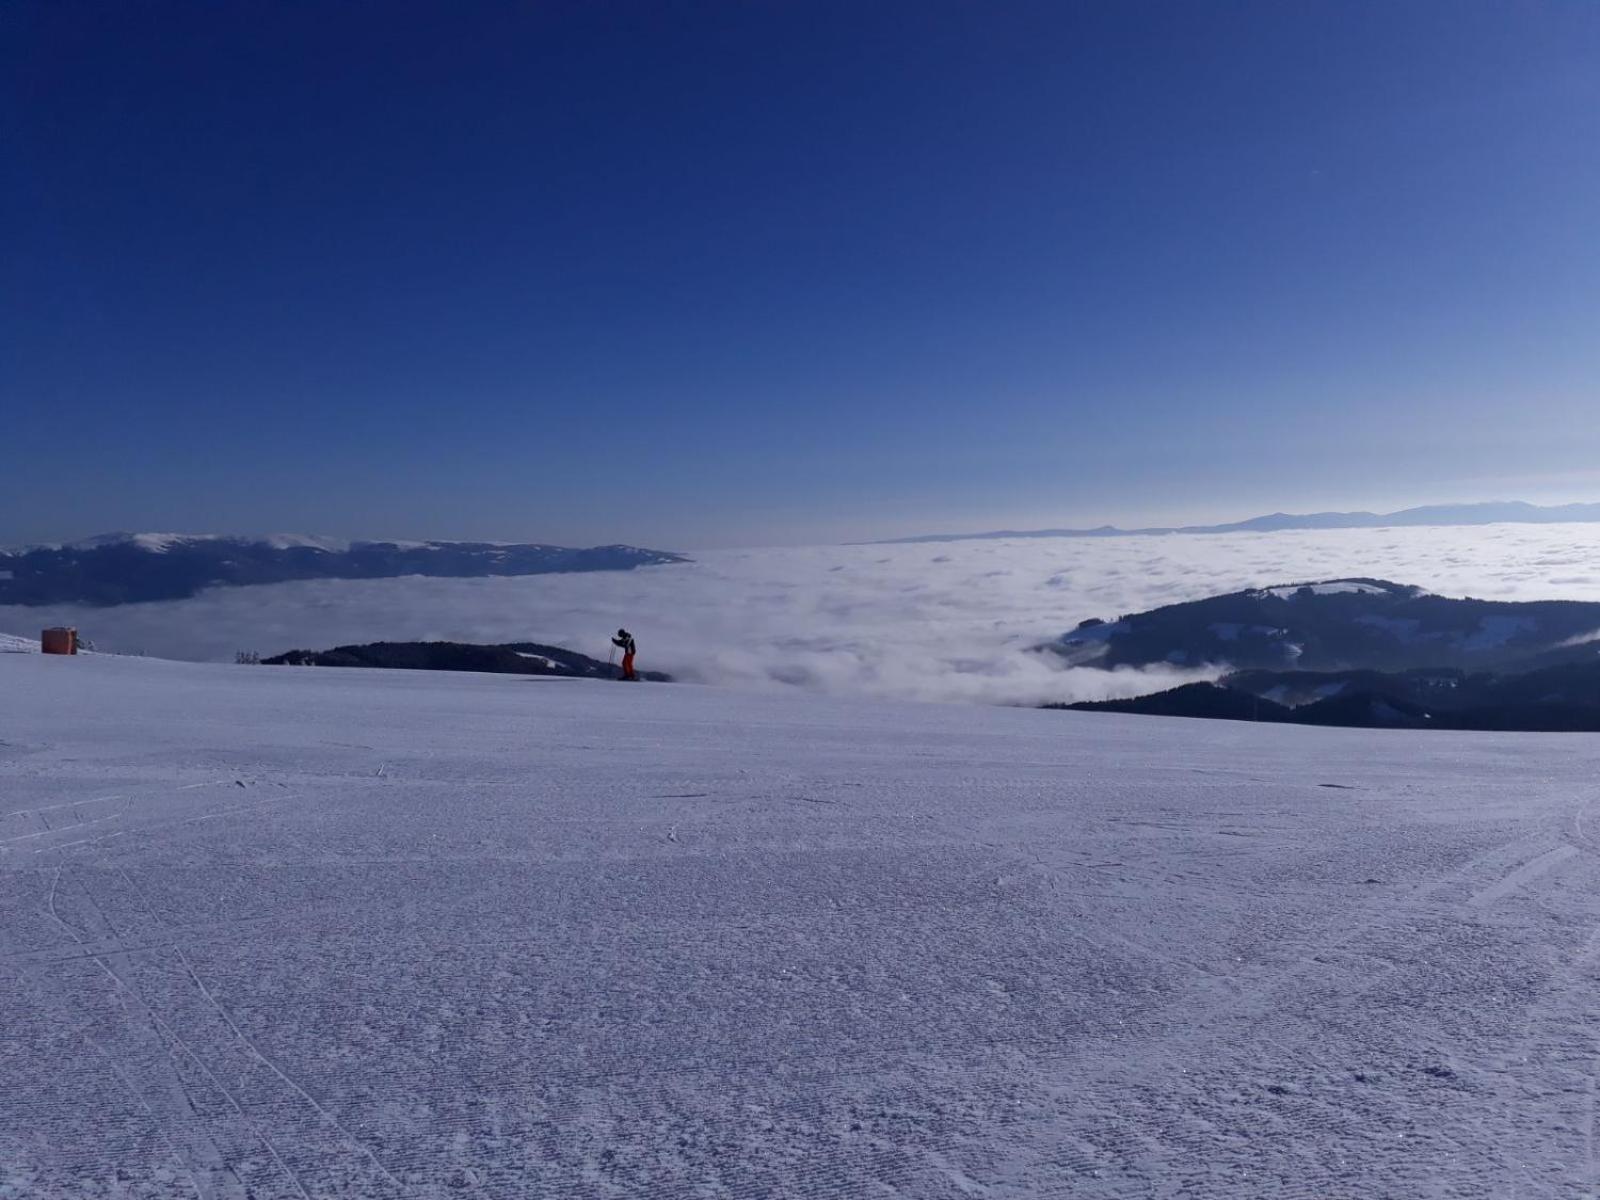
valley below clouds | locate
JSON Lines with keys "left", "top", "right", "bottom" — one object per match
{"left": 7, "top": 522, "right": 1600, "bottom": 706}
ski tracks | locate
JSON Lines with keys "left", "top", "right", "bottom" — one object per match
{"left": 21, "top": 869, "right": 247, "bottom": 1199}
{"left": 18, "top": 866, "right": 406, "bottom": 1198}
{"left": 2, "top": 777, "right": 307, "bottom": 865}
{"left": 980, "top": 792, "right": 1600, "bottom": 1197}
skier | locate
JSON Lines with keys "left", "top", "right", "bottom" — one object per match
{"left": 611, "top": 628, "right": 637, "bottom": 681}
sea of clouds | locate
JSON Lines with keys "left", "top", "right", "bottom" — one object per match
{"left": 7, "top": 522, "right": 1600, "bottom": 706}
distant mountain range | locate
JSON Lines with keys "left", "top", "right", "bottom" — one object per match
{"left": 264, "top": 640, "right": 671, "bottom": 682}
{"left": 0, "top": 532, "right": 688, "bottom": 606}
{"left": 1046, "top": 578, "right": 1600, "bottom": 673}
{"left": 1046, "top": 577, "right": 1600, "bottom": 732}
{"left": 875, "top": 501, "right": 1600, "bottom": 544}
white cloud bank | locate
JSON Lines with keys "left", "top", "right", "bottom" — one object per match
{"left": 6, "top": 522, "right": 1600, "bottom": 706}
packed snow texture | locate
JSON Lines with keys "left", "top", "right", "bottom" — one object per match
{"left": 4, "top": 522, "right": 1600, "bottom": 705}
{"left": 4, "top": 653, "right": 1600, "bottom": 1197}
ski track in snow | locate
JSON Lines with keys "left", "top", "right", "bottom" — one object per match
{"left": 4, "top": 652, "right": 1600, "bottom": 1197}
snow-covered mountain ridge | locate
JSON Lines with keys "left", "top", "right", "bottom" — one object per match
{"left": 38, "top": 531, "right": 352, "bottom": 554}
{"left": 1051, "top": 577, "right": 1600, "bottom": 673}
{"left": 877, "top": 500, "right": 1600, "bottom": 543}
{"left": 0, "top": 531, "right": 688, "bottom": 605}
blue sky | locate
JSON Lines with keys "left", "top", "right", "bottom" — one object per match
{"left": 5, "top": 2, "right": 1599, "bottom": 548}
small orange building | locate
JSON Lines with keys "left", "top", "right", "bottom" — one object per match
{"left": 41, "top": 628, "right": 77, "bottom": 655}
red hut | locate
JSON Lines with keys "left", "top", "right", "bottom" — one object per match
{"left": 41, "top": 628, "right": 78, "bottom": 655}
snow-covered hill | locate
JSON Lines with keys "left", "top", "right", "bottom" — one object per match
{"left": 4, "top": 652, "right": 1598, "bottom": 1196}
{"left": 0, "top": 532, "right": 688, "bottom": 606}
{"left": 1051, "top": 577, "right": 1600, "bottom": 673}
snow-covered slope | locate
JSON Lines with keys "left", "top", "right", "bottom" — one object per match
{"left": 1053, "top": 577, "right": 1600, "bottom": 673}
{"left": 4, "top": 654, "right": 1598, "bottom": 1197}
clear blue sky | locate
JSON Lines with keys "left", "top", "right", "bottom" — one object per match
{"left": 5, "top": 2, "right": 1599, "bottom": 548}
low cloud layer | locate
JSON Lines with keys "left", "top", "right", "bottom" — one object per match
{"left": 7, "top": 523, "right": 1600, "bottom": 705}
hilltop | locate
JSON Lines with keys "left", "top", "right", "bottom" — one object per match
{"left": 263, "top": 639, "right": 672, "bottom": 681}
{"left": 1046, "top": 577, "right": 1600, "bottom": 673}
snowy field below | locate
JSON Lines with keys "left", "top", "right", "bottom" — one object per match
{"left": 4, "top": 653, "right": 1600, "bottom": 1197}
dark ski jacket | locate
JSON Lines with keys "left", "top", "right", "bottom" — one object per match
{"left": 612, "top": 632, "right": 636, "bottom": 655}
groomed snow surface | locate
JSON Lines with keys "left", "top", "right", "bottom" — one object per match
{"left": 5, "top": 654, "right": 1600, "bottom": 1198}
